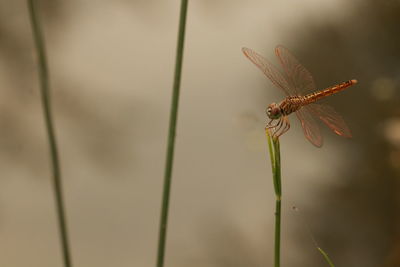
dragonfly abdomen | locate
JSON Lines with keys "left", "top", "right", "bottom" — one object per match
{"left": 303, "top": 79, "right": 357, "bottom": 104}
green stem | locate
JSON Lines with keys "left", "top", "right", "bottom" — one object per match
{"left": 317, "top": 247, "right": 335, "bottom": 267}
{"left": 156, "top": 1, "right": 189, "bottom": 267}
{"left": 266, "top": 129, "right": 281, "bottom": 267}
{"left": 27, "top": 1, "right": 72, "bottom": 267}
{"left": 274, "top": 199, "right": 281, "bottom": 267}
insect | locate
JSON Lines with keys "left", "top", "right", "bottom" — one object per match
{"left": 242, "top": 45, "right": 357, "bottom": 147}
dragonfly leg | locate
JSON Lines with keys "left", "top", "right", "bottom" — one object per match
{"left": 276, "top": 117, "right": 291, "bottom": 137}
{"left": 271, "top": 118, "right": 283, "bottom": 138}
{"left": 266, "top": 119, "right": 278, "bottom": 129}
{"left": 266, "top": 116, "right": 292, "bottom": 139}
{"left": 265, "top": 120, "right": 279, "bottom": 130}
{"left": 285, "top": 118, "right": 291, "bottom": 133}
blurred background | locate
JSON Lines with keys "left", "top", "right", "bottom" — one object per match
{"left": 0, "top": 0, "right": 399, "bottom": 266}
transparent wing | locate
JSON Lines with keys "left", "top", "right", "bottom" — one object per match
{"left": 242, "top": 47, "right": 297, "bottom": 96}
{"left": 275, "top": 45, "right": 316, "bottom": 95}
{"left": 308, "top": 103, "right": 352, "bottom": 138}
{"left": 295, "top": 107, "right": 323, "bottom": 147}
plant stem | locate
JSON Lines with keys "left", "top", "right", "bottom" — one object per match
{"left": 274, "top": 199, "right": 281, "bottom": 267}
{"left": 317, "top": 247, "right": 335, "bottom": 267}
{"left": 27, "top": 1, "right": 72, "bottom": 267}
{"left": 156, "top": 1, "right": 189, "bottom": 267}
{"left": 266, "top": 129, "right": 281, "bottom": 267}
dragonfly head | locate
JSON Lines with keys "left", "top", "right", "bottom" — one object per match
{"left": 266, "top": 103, "right": 281, "bottom": 119}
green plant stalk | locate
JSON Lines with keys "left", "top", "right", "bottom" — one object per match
{"left": 156, "top": 0, "right": 189, "bottom": 267}
{"left": 266, "top": 129, "right": 281, "bottom": 267}
{"left": 292, "top": 205, "right": 336, "bottom": 267}
{"left": 317, "top": 247, "right": 335, "bottom": 267}
{"left": 27, "top": 1, "right": 72, "bottom": 267}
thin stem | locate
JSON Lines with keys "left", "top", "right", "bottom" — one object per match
{"left": 292, "top": 206, "right": 336, "bottom": 267}
{"left": 317, "top": 247, "right": 335, "bottom": 267}
{"left": 27, "top": 1, "right": 72, "bottom": 267}
{"left": 156, "top": 1, "right": 189, "bottom": 267}
{"left": 266, "top": 129, "right": 282, "bottom": 267}
{"left": 274, "top": 199, "right": 281, "bottom": 267}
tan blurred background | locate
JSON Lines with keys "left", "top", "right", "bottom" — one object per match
{"left": 0, "top": 0, "right": 399, "bottom": 266}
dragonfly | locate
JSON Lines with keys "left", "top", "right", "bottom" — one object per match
{"left": 242, "top": 45, "right": 357, "bottom": 147}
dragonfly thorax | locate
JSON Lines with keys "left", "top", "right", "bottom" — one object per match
{"left": 266, "top": 102, "right": 282, "bottom": 119}
{"left": 267, "top": 97, "right": 303, "bottom": 119}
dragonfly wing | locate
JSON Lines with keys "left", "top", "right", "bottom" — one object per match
{"left": 308, "top": 103, "right": 352, "bottom": 138}
{"left": 242, "top": 47, "right": 296, "bottom": 96}
{"left": 295, "top": 107, "right": 323, "bottom": 147}
{"left": 275, "top": 45, "right": 316, "bottom": 95}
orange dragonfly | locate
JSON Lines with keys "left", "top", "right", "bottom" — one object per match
{"left": 242, "top": 45, "right": 357, "bottom": 147}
